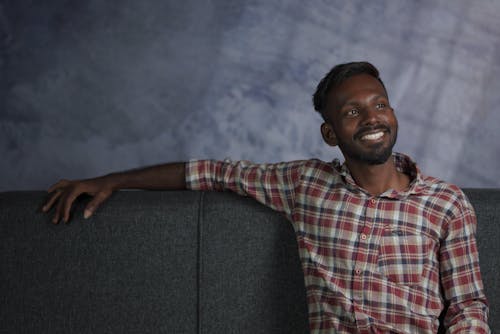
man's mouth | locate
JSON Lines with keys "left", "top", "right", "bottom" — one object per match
{"left": 355, "top": 124, "right": 390, "bottom": 141}
{"left": 359, "top": 131, "right": 385, "bottom": 141}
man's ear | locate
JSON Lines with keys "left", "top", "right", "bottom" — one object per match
{"left": 321, "top": 122, "right": 338, "bottom": 147}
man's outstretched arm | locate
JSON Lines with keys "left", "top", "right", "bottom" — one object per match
{"left": 42, "top": 162, "right": 186, "bottom": 224}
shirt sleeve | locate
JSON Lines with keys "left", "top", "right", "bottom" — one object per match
{"left": 439, "top": 192, "right": 490, "bottom": 333}
{"left": 185, "top": 159, "right": 305, "bottom": 218}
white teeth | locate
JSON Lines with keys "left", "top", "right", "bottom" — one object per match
{"left": 361, "top": 131, "right": 384, "bottom": 141}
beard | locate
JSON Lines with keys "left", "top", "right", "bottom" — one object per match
{"left": 337, "top": 126, "right": 398, "bottom": 165}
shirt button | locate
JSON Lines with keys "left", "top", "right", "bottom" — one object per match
{"left": 355, "top": 268, "right": 362, "bottom": 275}
{"left": 370, "top": 198, "right": 376, "bottom": 205}
{"left": 360, "top": 233, "right": 367, "bottom": 240}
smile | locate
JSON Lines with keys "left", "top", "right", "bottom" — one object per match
{"left": 360, "top": 131, "right": 385, "bottom": 141}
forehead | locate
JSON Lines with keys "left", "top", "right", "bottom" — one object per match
{"left": 327, "top": 74, "right": 387, "bottom": 110}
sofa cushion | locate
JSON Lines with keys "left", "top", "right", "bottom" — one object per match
{"left": 0, "top": 191, "right": 200, "bottom": 333}
{"left": 200, "top": 191, "right": 309, "bottom": 333}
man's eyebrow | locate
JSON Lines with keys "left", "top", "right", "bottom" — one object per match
{"left": 341, "top": 94, "right": 388, "bottom": 107}
{"left": 341, "top": 101, "right": 359, "bottom": 107}
{"left": 366, "top": 94, "right": 388, "bottom": 102}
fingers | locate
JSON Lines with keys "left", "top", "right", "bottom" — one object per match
{"left": 43, "top": 178, "right": 113, "bottom": 224}
{"left": 42, "top": 189, "right": 62, "bottom": 213}
{"left": 53, "top": 194, "right": 65, "bottom": 224}
{"left": 43, "top": 179, "right": 71, "bottom": 214}
{"left": 44, "top": 180, "right": 82, "bottom": 224}
{"left": 84, "top": 190, "right": 111, "bottom": 219}
{"left": 62, "top": 190, "right": 80, "bottom": 223}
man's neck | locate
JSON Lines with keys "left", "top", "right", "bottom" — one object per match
{"left": 345, "top": 156, "right": 410, "bottom": 196}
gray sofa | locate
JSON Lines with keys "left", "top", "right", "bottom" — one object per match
{"left": 1, "top": 189, "right": 498, "bottom": 333}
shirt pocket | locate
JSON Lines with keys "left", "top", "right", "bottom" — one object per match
{"left": 377, "top": 227, "right": 428, "bottom": 285}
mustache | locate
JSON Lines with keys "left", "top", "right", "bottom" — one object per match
{"left": 354, "top": 125, "right": 390, "bottom": 139}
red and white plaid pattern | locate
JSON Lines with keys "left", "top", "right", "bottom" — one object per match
{"left": 186, "top": 153, "right": 489, "bottom": 333}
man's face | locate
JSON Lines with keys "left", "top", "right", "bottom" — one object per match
{"left": 321, "top": 74, "right": 398, "bottom": 165}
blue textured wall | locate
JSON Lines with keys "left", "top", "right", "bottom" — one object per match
{"left": 1, "top": 0, "right": 499, "bottom": 190}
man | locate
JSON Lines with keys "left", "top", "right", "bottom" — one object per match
{"left": 43, "top": 62, "right": 490, "bottom": 332}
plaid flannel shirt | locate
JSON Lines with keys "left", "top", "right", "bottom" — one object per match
{"left": 186, "top": 153, "right": 489, "bottom": 333}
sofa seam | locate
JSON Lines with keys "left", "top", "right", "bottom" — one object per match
{"left": 197, "top": 191, "right": 205, "bottom": 334}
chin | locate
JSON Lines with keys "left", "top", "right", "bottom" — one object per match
{"left": 364, "top": 146, "right": 394, "bottom": 164}
{"left": 337, "top": 136, "right": 396, "bottom": 166}
{"left": 364, "top": 154, "right": 392, "bottom": 165}
{"left": 348, "top": 147, "right": 393, "bottom": 165}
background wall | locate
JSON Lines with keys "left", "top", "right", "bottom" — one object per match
{"left": 1, "top": 0, "right": 499, "bottom": 191}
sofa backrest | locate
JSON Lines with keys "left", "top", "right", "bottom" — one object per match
{"left": 462, "top": 189, "right": 500, "bottom": 330}
{"left": 0, "top": 189, "right": 498, "bottom": 332}
{"left": 0, "top": 191, "right": 308, "bottom": 333}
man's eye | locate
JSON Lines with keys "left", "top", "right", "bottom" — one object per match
{"left": 346, "top": 108, "right": 359, "bottom": 116}
{"left": 376, "top": 103, "right": 386, "bottom": 109}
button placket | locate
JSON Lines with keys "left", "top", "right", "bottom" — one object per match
{"left": 352, "top": 268, "right": 363, "bottom": 301}
{"left": 351, "top": 196, "right": 377, "bottom": 303}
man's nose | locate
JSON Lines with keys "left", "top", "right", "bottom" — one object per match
{"left": 360, "top": 106, "right": 380, "bottom": 125}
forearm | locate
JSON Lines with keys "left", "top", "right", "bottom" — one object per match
{"left": 103, "top": 162, "right": 186, "bottom": 191}
{"left": 441, "top": 202, "right": 490, "bottom": 333}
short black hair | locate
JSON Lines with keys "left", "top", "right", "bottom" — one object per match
{"left": 312, "top": 61, "right": 386, "bottom": 120}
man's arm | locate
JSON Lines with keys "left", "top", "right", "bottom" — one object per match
{"left": 42, "top": 162, "right": 186, "bottom": 224}
{"left": 185, "top": 159, "right": 305, "bottom": 219}
{"left": 440, "top": 196, "right": 490, "bottom": 333}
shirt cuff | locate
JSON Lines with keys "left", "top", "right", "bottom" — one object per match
{"left": 185, "top": 159, "right": 220, "bottom": 191}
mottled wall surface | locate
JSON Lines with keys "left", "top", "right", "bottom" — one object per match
{"left": 1, "top": 0, "right": 499, "bottom": 190}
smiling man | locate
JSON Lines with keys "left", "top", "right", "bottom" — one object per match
{"left": 44, "top": 62, "right": 490, "bottom": 333}
{"left": 317, "top": 69, "right": 405, "bottom": 196}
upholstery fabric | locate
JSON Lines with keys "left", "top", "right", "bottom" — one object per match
{"left": 0, "top": 191, "right": 200, "bottom": 333}
{"left": 0, "top": 189, "right": 498, "bottom": 332}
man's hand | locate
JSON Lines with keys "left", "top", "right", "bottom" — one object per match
{"left": 42, "top": 162, "right": 187, "bottom": 224}
{"left": 42, "top": 178, "right": 114, "bottom": 224}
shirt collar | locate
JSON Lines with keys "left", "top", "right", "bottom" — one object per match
{"left": 333, "top": 152, "right": 428, "bottom": 199}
